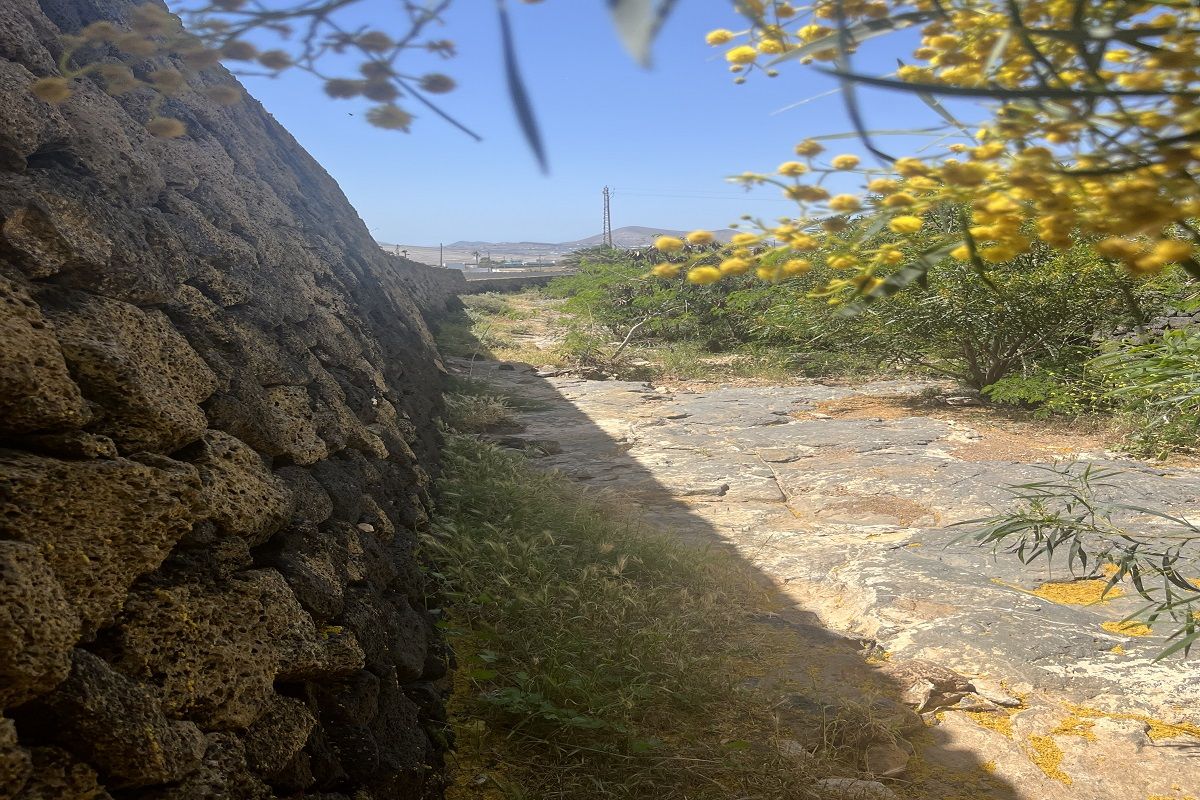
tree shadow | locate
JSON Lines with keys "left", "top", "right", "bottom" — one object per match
{"left": 432, "top": 306, "right": 1023, "bottom": 800}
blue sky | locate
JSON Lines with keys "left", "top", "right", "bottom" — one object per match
{"left": 238, "top": 2, "right": 957, "bottom": 245}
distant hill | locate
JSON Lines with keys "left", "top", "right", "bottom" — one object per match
{"left": 568, "top": 226, "right": 737, "bottom": 249}
{"left": 381, "top": 226, "right": 736, "bottom": 266}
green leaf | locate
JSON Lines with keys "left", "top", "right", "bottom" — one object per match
{"left": 497, "top": 0, "right": 548, "bottom": 172}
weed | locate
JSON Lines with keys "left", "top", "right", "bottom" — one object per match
{"left": 428, "top": 435, "right": 830, "bottom": 799}
{"left": 442, "top": 392, "right": 518, "bottom": 433}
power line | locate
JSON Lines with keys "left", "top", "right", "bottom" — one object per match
{"left": 611, "top": 189, "right": 791, "bottom": 202}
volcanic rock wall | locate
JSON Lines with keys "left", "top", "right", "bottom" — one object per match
{"left": 0, "top": 1, "right": 456, "bottom": 797}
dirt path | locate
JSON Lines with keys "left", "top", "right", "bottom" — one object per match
{"left": 453, "top": 348, "right": 1200, "bottom": 800}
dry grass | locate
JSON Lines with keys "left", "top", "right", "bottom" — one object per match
{"left": 428, "top": 434, "right": 905, "bottom": 800}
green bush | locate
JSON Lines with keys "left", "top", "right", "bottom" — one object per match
{"left": 858, "top": 244, "right": 1144, "bottom": 389}
{"left": 1093, "top": 328, "right": 1200, "bottom": 457}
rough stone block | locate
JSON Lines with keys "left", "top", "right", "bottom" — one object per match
{"left": 257, "top": 522, "right": 348, "bottom": 620}
{"left": 0, "top": 274, "right": 87, "bottom": 435}
{"left": 127, "top": 734, "right": 270, "bottom": 800}
{"left": 0, "top": 540, "right": 78, "bottom": 708}
{"left": 243, "top": 695, "right": 315, "bottom": 777}
{"left": 187, "top": 430, "right": 290, "bottom": 546}
{"left": 105, "top": 570, "right": 322, "bottom": 730}
{"left": 21, "top": 650, "right": 204, "bottom": 789}
{"left": 0, "top": 717, "right": 31, "bottom": 799}
{"left": 275, "top": 465, "right": 334, "bottom": 525}
{"left": 12, "top": 746, "right": 111, "bottom": 800}
{"left": 204, "top": 379, "right": 328, "bottom": 466}
{"left": 0, "top": 451, "right": 201, "bottom": 634}
{"left": 338, "top": 588, "right": 427, "bottom": 682}
{"left": 41, "top": 291, "right": 217, "bottom": 453}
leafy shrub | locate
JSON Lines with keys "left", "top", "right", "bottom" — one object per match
{"left": 859, "top": 244, "right": 1144, "bottom": 389}
{"left": 1093, "top": 329, "right": 1200, "bottom": 457}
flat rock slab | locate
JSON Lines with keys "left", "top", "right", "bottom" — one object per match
{"left": 459, "top": 359, "right": 1200, "bottom": 799}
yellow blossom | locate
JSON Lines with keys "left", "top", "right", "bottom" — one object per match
{"left": 888, "top": 216, "right": 923, "bottom": 234}
{"left": 652, "top": 263, "right": 681, "bottom": 278}
{"left": 829, "top": 194, "right": 862, "bottom": 212}
{"left": 687, "top": 266, "right": 722, "bottom": 284}
{"left": 706, "top": 29, "right": 735, "bottom": 45}
{"left": 794, "top": 139, "right": 824, "bottom": 157}
{"left": 686, "top": 230, "right": 714, "bottom": 245}
{"left": 726, "top": 46, "right": 758, "bottom": 64}
{"left": 719, "top": 257, "right": 751, "bottom": 275}
{"left": 831, "top": 154, "right": 861, "bottom": 170}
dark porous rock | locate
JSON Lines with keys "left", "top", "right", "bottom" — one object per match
{"left": 0, "top": 540, "right": 79, "bottom": 708}
{"left": 12, "top": 747, "right": 111, "bottom": 800}
{"left": 40, "top": 290, "right": 218, "bottom": 454}
{"left": 0, "top": 0, "right": 450, "bottom": 792}
{"left": 243, "top": 695, "right": 316, "bottom": 778}
{"left": 10, "top": 430, "right": 116, "bottom": 459}
{"left": 274, "top": 465, "right": 335, "bottom": 526}
{"left": 185, "top": 430, "right": 290, "bottom": 546}
{"left": 0, "top": 451, "right": 201, "bottom": 635}
{"left": 0, "top": 717, "right": 31, "bottom": 798}
{"left": 0, "top": 274, "right": 87, "bottom": 435}
{"left": 338, "top": 588, "right": 428, "bottom": 681}
{"left": 368, "top": 668, "right": 437, "bottom": 798}
{"left": 16, "top": 650, "right": 204, "bottom": 789}
{"left": 103, "top": 570, "right": 320, "bottom": 730}
{"left": 126, "top": 734, "right": 271, "bottom": 800}
{"left": 257, "top": 522, "right": 349, "bottom": 621}
{"left": 204, "top": 380, "right": 329, "bottom": 467}
{"left": 266, "top": 749, "right": 315, "bottom": 794}
{"left": 308, "top": 669, "right": 381, "bottom": 728}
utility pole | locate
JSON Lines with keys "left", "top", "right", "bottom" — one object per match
{"left": 602, "top": 186, "right": 613, "bottom": 249}
{"left": 439, "top": 242, "right": 443, "bottom": 268}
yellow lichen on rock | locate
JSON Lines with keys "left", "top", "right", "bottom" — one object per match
{"left": 964, "top": 710, "right": 1014, "bottom": 739}
{"left": 1101, "top": 620, "right": 1153, "bottom": 637}
{"left": 1051, "top": 716, "right": 1097, "bottom": 742}
{"left": 1032, "top": 579, "right": 1124, "bottom": 605}
{"left": 1065, "top": 704, "right": 1200, "bottom": 743}
{"left": 1026, "top": 734, "right": 1072, "bottom": 784}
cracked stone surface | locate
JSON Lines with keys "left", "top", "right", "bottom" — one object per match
{"left": 462, "top": 357, "right": 1200, "bottom": 800}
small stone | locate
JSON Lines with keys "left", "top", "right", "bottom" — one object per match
{"left": 815, "top": 778, "right": 898, "bottom": 799}
{"left": 944, "top": 395, "right": 983, "bottom": 406}
{"left": 863, "top": 737, "right": 913, "bottom": 777}
{"left": 775, "top": 738, "right": 810, "bottom": 759}
{"left": 356, "top": 523, "right": 375, "bottom": 533}
{"left": 971, "top": 678, "right": 1023, "bottom": 708}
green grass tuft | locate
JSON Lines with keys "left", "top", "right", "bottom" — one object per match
{"left": 428, "top": 435, "right": 827, "bottom": 800}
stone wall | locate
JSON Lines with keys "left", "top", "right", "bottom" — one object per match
{"left": 0, "top": 1, "right": 454, "bottom": 797}
{"left": 462, "top": 273, "right": 561, "bottom": 294}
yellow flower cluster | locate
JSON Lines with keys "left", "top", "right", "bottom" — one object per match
{"left": 691, "top": 0, "right": 1200, "bottom": 296}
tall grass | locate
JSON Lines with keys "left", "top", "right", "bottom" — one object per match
{"left": 427, "top": 435, "right": 827, "bottom": 799}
